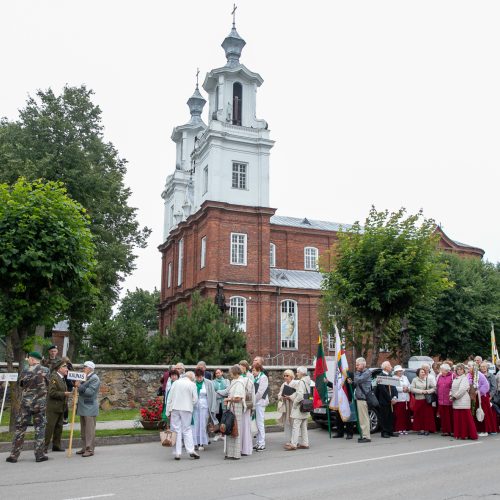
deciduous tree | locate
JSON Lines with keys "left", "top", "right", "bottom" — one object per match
{"left": 0, "top": 178, "right": 96, "bottom": 429}
{"left": 408, "top": 254, "right": 500, "bottom": 361}
{"left": 322, "top": 207, "right": 450, "bottom": 366}
{"left": 0, "top": 86, "right": 150, "bottom": 357}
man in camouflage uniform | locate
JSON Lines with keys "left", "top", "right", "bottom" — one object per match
{"left": 42, "top": 344, "right": 61, "bottom": 373}
{"left": 6, "top": 351, "right": 49, "bottom": 463}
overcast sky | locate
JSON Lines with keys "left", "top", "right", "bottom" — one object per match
{"left": 1, "top": 1, "right": 499, "bottom": 297}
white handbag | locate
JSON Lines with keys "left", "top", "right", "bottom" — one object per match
{"left": 476, "top": 392, "right": 485, "bottom": 422}
{"left": 251, "top": 416, "right": 258, "bottom": 436}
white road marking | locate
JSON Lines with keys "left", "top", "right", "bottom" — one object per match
{"left": 230, "top": 441, "right": 481, "bottom": 481}
{"left": 63, "top": 495, "right": 115, "bottom": 500}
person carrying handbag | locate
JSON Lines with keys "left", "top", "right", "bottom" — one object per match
{"left": 224, "top": 365, "right": 246, "bottom": 460}
{"left": 410, "top": 367, "right": 436, "bottom": 435}
{"left": 284, "top": 366, "right": 310, "bottom": 451}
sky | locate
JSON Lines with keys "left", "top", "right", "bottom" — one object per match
{"left": 1, "top": 1, "right": 499, "bottom": 298}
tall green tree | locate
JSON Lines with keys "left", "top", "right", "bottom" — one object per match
{"left": 0, "top": 178, "right": 96, "bottom": 429}
{"left": 0, "top": 86, "right": 150, "bottom": 357}
{"left": 82, "top": 288, "right": 160, "bottom": 364}
{"left": 158, "top": 292, "right": 248, "bottom": 365}
{"left": 322, "top": 207, "right": 450, "bottom": 366}
{"left": 408, "top": 254, "right": 500, "bottom": 361}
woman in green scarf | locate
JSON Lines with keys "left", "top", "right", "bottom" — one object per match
{"left": 192, "top": 367, "right": 218, "bottom": 451}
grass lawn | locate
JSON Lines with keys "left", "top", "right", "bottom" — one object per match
{"left": 265, "top": 403, "right": 277, "bottom": 412}
{"left": 0, "top": 427, "right": 156, "bottom": 443}
{"left": 1, "top": 408, "right": 139, "bottom": 426}
{"left": 96, "top": 409, "right": 139, "bottom": 421}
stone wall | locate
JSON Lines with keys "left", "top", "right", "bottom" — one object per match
{"left": 1, "top": 363, "right": 313, "bottom": 410}
{"left": 96, "top": 365, "right": 314, "bottom": 409}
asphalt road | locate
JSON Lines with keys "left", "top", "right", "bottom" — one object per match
{"left": 1, "top": 430, "right": 499, "bottom": 500}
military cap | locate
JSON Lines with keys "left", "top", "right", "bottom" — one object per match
{"left": 54, "top": 359, "right": 66, "bottom": 371}
{"left": 48, "top": 345, "right": 58, "bottom": 350}
{"left": 28, "top": 351, "right": 43, "bottom": 360}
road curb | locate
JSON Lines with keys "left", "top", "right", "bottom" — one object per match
{"left": 0, "top": 422, "right": 318, "bottom": 453}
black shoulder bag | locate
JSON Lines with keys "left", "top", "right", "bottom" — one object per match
{"left": 299, "top": 380, "right": 314, "bottom": 412}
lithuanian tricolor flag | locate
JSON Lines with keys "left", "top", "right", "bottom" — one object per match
{"left": 313, "top": 334, "right": 329, "bottom": 409}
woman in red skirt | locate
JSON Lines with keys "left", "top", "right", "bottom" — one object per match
{"left": 436, "top": 363, "right": 455, "bottom": 436}
{"left": 393, "top": 366, "right": 411, "bottom": 434}
{"left": 451, "top": 363, "right": 478, "bottom": 440}
{"left": 410, "top": 368, "right": 436, "bottom": 435}
{"left": 475, "top": 361, "right": 498, "bottom": 435}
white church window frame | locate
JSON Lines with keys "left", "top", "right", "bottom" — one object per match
{"left": 230, "top": 232, "right": 247, "bottom": 266}
{"left": 167, "top": 262, "right": 172, "bottom": 288}
{"left": 232, "top": 162, "right": 247, "bottom": 190}
{"left": 281, "top": 300, "right": 298, "bottom": 350}
{"left": 203, "top": 166, "right": 208, "bottom": 195}
{"left": 270, "top": 243, "right": 276, "bottom": 268}
{"left": 230, "top": 296, "right": 246, "bottom": 332}
{"left": 304, "top": 246, "right": 319, "bottom": 270}
{"left": 177, "top": 238, "right": 184, "bottom": 286}
{"left": 200, "top": 236, "right": 207, "bottom": 269}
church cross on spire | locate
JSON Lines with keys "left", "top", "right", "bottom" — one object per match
{"left": 231, "top": 3, "right": 237, "bottom": 28}
{"left": 196, "top": 67, "right": 200, "bottom": 89}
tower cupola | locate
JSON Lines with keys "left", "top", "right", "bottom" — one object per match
{"left": 187, "top": 71, "right": 206, "bottom": 124}
{"left": 221, "top": 4, "right": 246, "bottom": 68}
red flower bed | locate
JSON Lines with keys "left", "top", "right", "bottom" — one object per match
{"left": 140, "top": 397, "right": 163, "bottom": 422}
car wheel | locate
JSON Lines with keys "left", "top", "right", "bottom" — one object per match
{"left": 369, "top": 408, "right": 379, "bottom": 433}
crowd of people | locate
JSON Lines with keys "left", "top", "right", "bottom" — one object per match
{"left": 352, "top": 356, "right": 500, "bottom": 443}
{"left": 5, "top": 345, "right": 100, "bottom": 463}
{"left": 4, "top": 346, "right": 499, "bottom": 464}
{"left": 161, "top": 356, "right": 310, "bottom": 460}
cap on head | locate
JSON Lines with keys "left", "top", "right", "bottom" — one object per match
{"left": 393, "top": 365, "right": 404, "bottom": 373}
{"left": 28, "top": 351, "right": 43, "bottom": 360}
{"left": 54, "top": 359, "right": 66, "bottom": 371}
{"left": 83, "top": 361, "right": 95, "bottom": 370}
{"left": 48, "top": 345, "right": 57, "bottom": 351}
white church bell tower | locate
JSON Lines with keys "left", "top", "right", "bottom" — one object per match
{"left": 161, "top": 77, "right": 207, "bottom": 240}
{"left": 162, "top": 8, "right": 274, "bottom": 240}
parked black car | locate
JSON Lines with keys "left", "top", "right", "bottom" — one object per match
{"left": 311, "top": 368, "right": 417, "bottom": 433}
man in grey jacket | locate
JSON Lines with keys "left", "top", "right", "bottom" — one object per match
{"left": 353, "top": 357, "right": 372, "bottom": 443}
{"left": 74, "top": 361, "right": 101, "bottom": 457}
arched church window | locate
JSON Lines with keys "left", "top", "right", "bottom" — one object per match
{"left": 281, "top": 300, "right": 298, "bottom": 350}
{"left": 230, "top": 296, "right": 246, "bottom": 331}
{"left": 232, "top": 82, "right": 243, "bottom": 126}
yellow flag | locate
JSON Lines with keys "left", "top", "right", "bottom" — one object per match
{"left": 491, "top": 324, "right": 498, "bottom": 365}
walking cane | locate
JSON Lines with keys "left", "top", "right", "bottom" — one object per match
{"left": 67, "top": 386, "right": 79, "bottom": 457}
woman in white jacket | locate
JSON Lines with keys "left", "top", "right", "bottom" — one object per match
{"left": 393, "top": 365, "right": 411, "bottom": 435}
{"left": 278, "top": 369, "right": 297, "bottom": 444}
{"left": 450, "top": 363, "right": 478, "bottom": 440}
{"left": 284, "top": 366, "right": 310, "bottom": 451}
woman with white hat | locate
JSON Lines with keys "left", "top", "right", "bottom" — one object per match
{"left": 393, "top": 365, "right": 411, "bottom": 435}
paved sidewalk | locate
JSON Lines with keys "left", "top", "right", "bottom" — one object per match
{"left": 0, "top": 411, "right": 282, "bottom": 433}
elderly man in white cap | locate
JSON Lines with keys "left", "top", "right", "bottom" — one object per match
{"left": 74, "top": 361, "right": 101, "bottom": 457}
{"left": 392, "top": 365, "right": 411, "bottom": 435}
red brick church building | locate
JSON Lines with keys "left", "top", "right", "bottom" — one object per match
{"left": 158, "top": 19, "right": 484, "bottom": 363}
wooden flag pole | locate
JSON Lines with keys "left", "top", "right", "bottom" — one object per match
{"left": 67, "top": 386, "right": 79, "bottom": 457}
